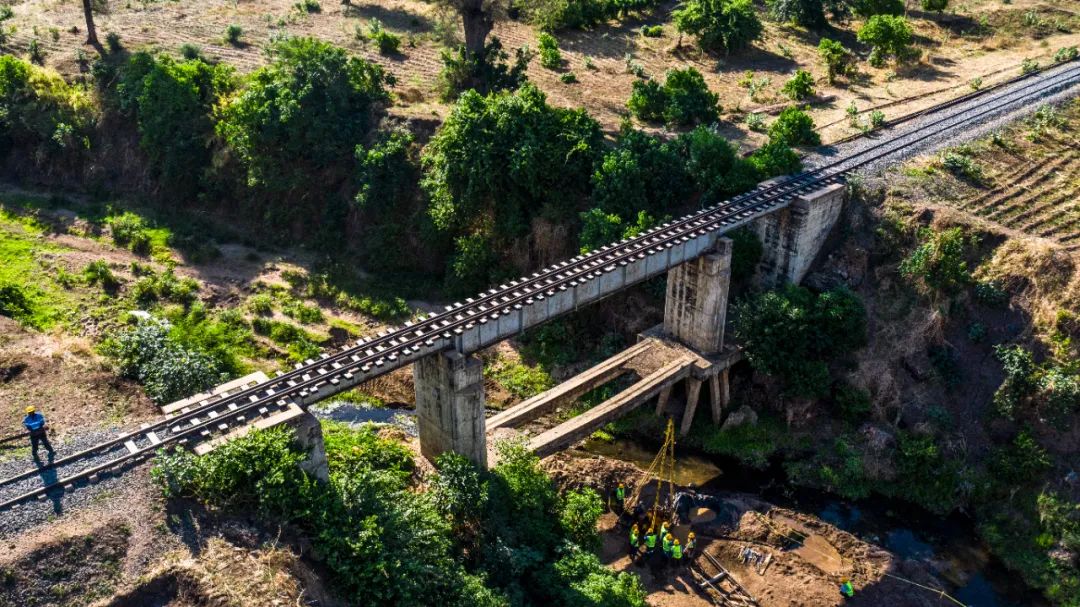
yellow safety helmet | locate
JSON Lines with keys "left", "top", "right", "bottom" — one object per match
{"left": 647, "top": 528, "right": 655, "bottom": 534}
{"left": 674, "top": 539, "right": 681, "bottom": 545}
{"left": 631, "top": 523, "right": 639, "bottom": 531}
{"left": 618, "top": 482, "right": 624, "bottom": 487}
{"left": 25, "top": 405, "right": 35, "bottom": 414}
{"left": 665, "top": 533, "right": 673, "bottom": 540}
{"left": 688, "top": 532, "right": 696, "bottom": 539}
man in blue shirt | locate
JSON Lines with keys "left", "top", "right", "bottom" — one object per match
{"left": 23, "top": 405, "right": 55, "bottom": 461}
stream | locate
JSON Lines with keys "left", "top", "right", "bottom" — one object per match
{"left": 583, "top": 436, "right": 1043, "bottom": 607}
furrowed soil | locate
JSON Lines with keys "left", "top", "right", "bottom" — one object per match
{"left": 4, "top": 0, "right": 1080, "bottom": 143}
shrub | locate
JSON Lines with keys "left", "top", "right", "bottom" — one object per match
{"left": 767, "top": 0, "right": 826, "bottom": 29}
{"left": 768, "top": 106, "right": 820, "bottom": 146}
{"left": 106, "top": 32, "right": 123, "bottom": 53}
{"left": 1055, "top": 46, "right": 1079, "bottom": 63}
{"left": 993, "top": 345, "right": 1038, "bottom": 419}
{"left": 105, "top": 318, "right": 225, "bottom": 403}
{"left": 592, "top": 129, "right": 691, "bottom": 219}
{"left": 437, "top": 38, "right": 531, "bottom": 102}
{"left": 750, "top": 140, "right": 801, "bottom": 177}
{"left": 294, "top": 0, "right": 320, "bottom": 12}
{"left": 83, "top": 260, "right": 121, "bottom": 293}
{"left": 107, "top": 211, "right": 148, "bottom": 247}
{"left": 833, "top": 384, "right": 872, "bottom": 421}
{"left": 246, "top": 292, "right": 274, "bottom": 315}
{"left": 941, "top": 151, "right": 985, "bottom": 184}
{"left": 858, "top": 15, "right": 915, "bottom": 67}
{"left": 559, "top": 488, "right": 604, "bottom": 551}
{"left": 734, "top": 285, "right": 867, "bottom": 398}
{"left": 282, "top": 300, "right": 324, "bottom": 324}
{"left": 1021, "top": 58, "right": 1040, "bottom": 74}
{"left": 899, "top": 227, "right": 972, "bottom": 294}
{"left": 819, "top": 38, "right": 852, "bottom": 83}
{"left": 560, "top": 71, "right": 578, "bottom": 84}
{"left": 641, "top": 24, "right": 663, "bottom": 37}
{"left": 489, "top": 359, "right": 554, "bottom": 399}
{"left": 920, "top": 0, "right": 947, "bottom": 11}
{"left": 781, "top": 69, "right": 812, "bottom": 100}
{"left": 217, "top": 38, "right": 389, "bottom": 232}
{"left": 673, "top": 0, "right": 763, "bottom": 55}
{"left": 579, "top": 208, "right": 624, "bottom": 253}
{"left": 0, "top": 282, "right": 33, "bottom": 324}
{"left": 132, "top": 268, "right": 200, "bottom": 307}
{"left": 538, "top": 32, "right": 562, "bottom": 69}
{"left": 179, "top": 43, "right": 202, "bottom": 60}
{"left": 675, "top": 124, "right": 760, "bottom": 199}
{"left": 0, "top": 55, "right": 93, "bottom": 159}
{"left": 224, "top": 24, "right": 243, "bottom": 46}
{"left": 628, "top": 68, "right": 719, "bottom": 126}
{"left": 364, "top": 19, "right": 401, "bottom": 55}
{"left": 116, "top": 53, "right": 234, "bottom": 199}
{"left": 0, "top": 6, "right": 12, "bottom": 20}
{"left": 745, "top": 111, "right": 765, "bottom": 131}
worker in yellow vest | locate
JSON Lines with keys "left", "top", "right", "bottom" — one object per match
{"left": 628, "top": 524, "right": 640, "bottom": 560}
{"left": 663, "top": 533, "right": 674, "bottom": 566}
{"left": 672, "top": 538, "right": 683, "bottom": 568}
{"left": 685, "top": 531, "right": 697, "bottom": 559}
{"left": 613, "top": 482, "right": 626, "bottom": 513}
{"left": 644, "top": 528, "right": 658, "bottom": 557}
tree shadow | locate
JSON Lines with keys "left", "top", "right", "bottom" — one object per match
{"left": 342, "top": 1, "right": 433, "bottom": 33}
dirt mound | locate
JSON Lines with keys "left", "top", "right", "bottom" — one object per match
{"left": 542, "top": 451, "right": 643, "bottom": 495}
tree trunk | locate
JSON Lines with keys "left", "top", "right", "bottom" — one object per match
{"left": 81, "top": 0, "right": 99, "bottom": 47}
{"left": 461, "top": 0, "right": 493, "bottom": 59}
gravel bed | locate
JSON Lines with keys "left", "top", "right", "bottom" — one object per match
{"left": 804, "top": 61, "right": 1080, "bottom": 177}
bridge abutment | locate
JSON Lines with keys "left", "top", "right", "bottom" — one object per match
{"left": 754, "top": 182, "right": 846, "bottom": 287}
{"left": 414, "top": 351, "right": 487, "bottom": 467}
{"left": 663, "top": 237, "right": 733, "bottom": 355}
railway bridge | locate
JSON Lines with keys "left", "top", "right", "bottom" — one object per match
{"left": 3, "top": 60, "right": 1080, "bottom": 510}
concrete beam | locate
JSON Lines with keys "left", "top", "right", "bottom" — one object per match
{"left": 528, "top": 356, "right": 694, "bottom": 458}
{"left": 754, "top": 182, "right": 845, "bottom": 287}
{"left": 486, "top": 339, "right": 654, "bottom": 431}
{"left": 414, "top": 351, "right": 487, "bottom": 467}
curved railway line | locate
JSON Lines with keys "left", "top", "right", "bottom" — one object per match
{"left": 3, "top": 60, "right": 1080, "bottom": 513}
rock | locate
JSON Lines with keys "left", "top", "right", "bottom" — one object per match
{"left": 859, "top": 424, "right": 895, "bottom": 452}
{"left": 722, "top": 405, "right": 758, "bottom": 431}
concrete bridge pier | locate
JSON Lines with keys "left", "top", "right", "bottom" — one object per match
{"left": 754, "top": 182, "right": 846, "bottom": 287}
{"left": 663, "top": 237, "right": 733, "bottom": 355}
{"left": 414, "top": 351, "right": 487, "bottom": 467}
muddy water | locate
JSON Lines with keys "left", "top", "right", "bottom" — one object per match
{"left": 583, "top": 436, "right": 1043, "bottom": 607}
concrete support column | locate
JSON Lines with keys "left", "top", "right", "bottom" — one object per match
{"left": 754, "top": 183, "right": 846, "bottom": 288}
{"left": 292, "top": 411, "right": 330, "bottom": 482}
{"left": 679, "top": 378, "right": 703, "bottom": 437}
{"left": 414, "top": 351, "right": 487, "bottom": 467}
{"left": 709, "top": 369, "right": 730, "bottom": 424}
{"left": 655, "top": 385, "right": 673, "bottom": 416}
{"left": 664, "top": 238, "right": 733, "bottom": 355}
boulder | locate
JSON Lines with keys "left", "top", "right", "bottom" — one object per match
{"left": 722, "top": 405, "right": 758, "bottom": 431}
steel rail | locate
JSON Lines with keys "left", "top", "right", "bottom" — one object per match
{"left": 2, "top": 61, "right": 1079, "bottom": 511}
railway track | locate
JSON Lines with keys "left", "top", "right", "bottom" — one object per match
{"left": 2, "top": 60, "right": 1079, "bottom": 513}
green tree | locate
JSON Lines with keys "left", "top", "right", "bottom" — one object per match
{"left": 626, "top": 79, "right": 667, "bottom": 122}
{"left": 734, "top": 285, "right": 867, "bottom": 397}
{"left": 673, "top": 125, "right": 761, "bottom": 199}
{"left": 0, "top": 55, "right": 93, "bottom": 160}
{"left": 920, "top": 0, "right": 947, "bottom": 11}
{"left": 766, "top": 0, "right": 826, "bottom": 29}
{"left": 749, "top": 140, "right": 801, "bottom": 177}
{"left": 579, "top": 208, "right": 624, "bottom": 254}
{"left": 768, "top": 106, "right": 820, "bottom": 146}
{"left": 591, "top": 129, "right": 691, "bottom": 218}
{"left": 673, "top": 0, "right": 763, "bottom": 55}
{"left": 116, "top": 53, "right": 234, "bottom": 199}
{"left": 857, "top": 14, "right": 915, "bottom": 67}
{"left": 781, "top": 69, "right": 816, "bottom": 101}
{"left": 818, "top": 38, "right": 852, "bottom": 83}
{"left": 663, "top": 67, "right": 720, "bottom": 125}
{"left": 354, "top": 130, "right": 423, "bottom": 272}
{"left": 849, "top": 0, "right": 903, "bottom": 17}
{"left": 216, "top": 37, "right": 390, "bottom": 229}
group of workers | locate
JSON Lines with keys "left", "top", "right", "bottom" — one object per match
{"left": 612, "top": 482, "right": 697, "bottom": 571}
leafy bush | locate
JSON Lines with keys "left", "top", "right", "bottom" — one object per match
{"left": 294, "top": 0, "right": 320, "bottom": 12}
{"left": 105, "top": 318, "right": 225, "bottom": 403}
{"left": 833, "top": 383, "right": 872, "bottom": 421}
{"left": 83, "top": 260, "right": 121, "bottom": 293}
{"left": 592, "top": 129, "right": 690, "bottom": 218}
{"left": 673, "top": 0, "right": 763, "bottom": 55}
{"left": 437, "top": 38, "right": 531, "bottom": 102}
{"left": 0, "top": 55, "right": 93, "bottom": 160}
{"left": 899, "top": 227, "right": 972, "bottom": 294}
{"left": 538, "top": 32, "right": 562, "bottom": 69}
{"left": 782, "top": 69, "right": 816, "bottom": 101}
{"left": 920, "top": 0, "right": 947, "bottom": 11}
{"left": 749, "top": 140, "right": 801, "bottom": 177}
{"left": 132, "top": 267, "right": 200, "bottom": 307}
{"left": 0, "top": 282, "right": 33, "bottom": 325}
{"left": 1055, "top": 46, "right": 1079, "bottom": 63}
{"left": 889, "top": 432, "right": 965, "bottom": 514}
{"left": 116, "top": 53, "right": 234, "bottom": 199}
{"left": 488, "top": 359, "right": 554, "bottom": 399}
{"left": 579, "top": 208, "right": 624, "bottom": 253}
{"left": 1021, "top": 58, "right": 1040, "bottom": 74}
{"left": 224, "top": 24, "right": 243, "bottom": 46}
{"left": 745, "top": 111, "right": 765, "bottom": 131}
{"left": 993, "top": 345, "right": 1038, "bottom": 419}
{"left": 941, "top": 151, "right": 985, "bottom": 184}
{"left": 734, "top": 285, "right": 867, "bottom": 398}
{"left": 627, "top": 67, "right": 719, "bottom": 126}
{"left": 858, "top": 15, "right": 915, "bottom": 67}
{"left": 767, "top": 0, "right": 826, "bottom": 29}
{"left": 641, "top": 24, "right": 663, "bottom": 37}
{"left": 217, "top": 37, "right": 389, "bottom": 230}
{"left": 768, "top": 106, "right": 820, "bottom": 146}
{"left": 282, "top": 299, "right": 324, "bottom": 324}
{"left": 819, "top": 38, "right": 852, "bottom": 82}
{"left": 363, "top": 18, "right": 401, "bottom": 55}
{"left": 674, "top": 124, "right": 760, "bottom": 199}
{"left": 560, "top": 71, "right": 578, "bottom": 84}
